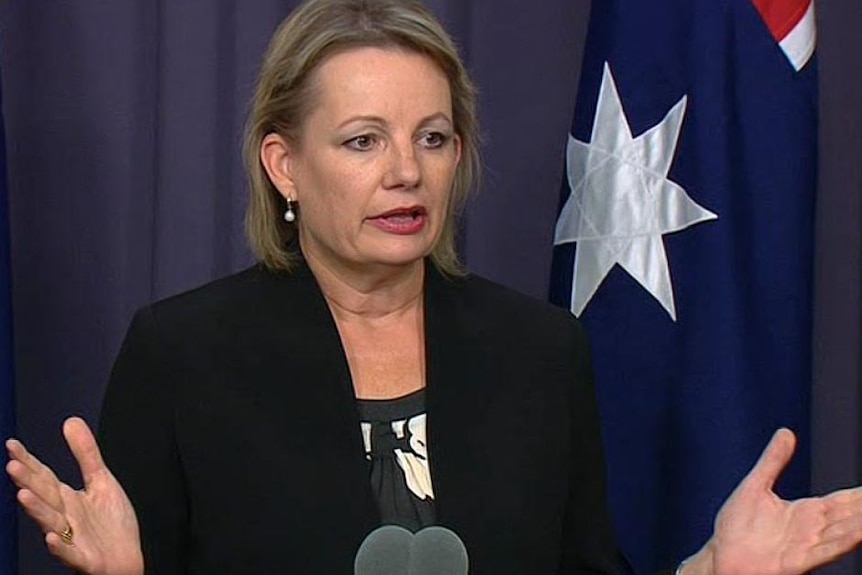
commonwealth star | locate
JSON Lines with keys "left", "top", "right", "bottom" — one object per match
{"left": 554, "top": 63, "right": 717, "bottom": 321}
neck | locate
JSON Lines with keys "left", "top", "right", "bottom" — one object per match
{"left": 303, "top": 250, "right": 425, "bottom": 319}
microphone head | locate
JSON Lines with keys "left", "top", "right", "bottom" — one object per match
{"left": 354, "top": 525, "right": 413, "bottom": 575}
{"left": 409, "top": 526, "right": 469, "bottom": 575}
{"left": 354, "top": 525, "right": 469, "bottom": 575}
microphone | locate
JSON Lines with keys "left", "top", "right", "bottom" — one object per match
{"left": 354, "top": 525, "right": 413, "bottom": 575}
{"left": 408, "top": 526, "right": 469, "bottom": 575}
{"left": 354, "top": 525, "right": 469, "bottom": 575}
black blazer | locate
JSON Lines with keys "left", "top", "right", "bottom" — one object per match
{"left": 99, "top": 262, "right": 622, "bottom": 574}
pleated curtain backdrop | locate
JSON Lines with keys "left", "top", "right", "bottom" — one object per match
{"left": 0, "top": 1, "right": 859, "bottom": 574}
{"left": 812, "top": 2, "right": 862, "bottom": 575}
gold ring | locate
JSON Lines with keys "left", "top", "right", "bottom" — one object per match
{"left": 59, "top": 522, "right": 74, "bottom": 545}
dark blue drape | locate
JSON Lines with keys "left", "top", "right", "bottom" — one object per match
{"left": 0, "top": 55, "right": 17, "bottom": 575}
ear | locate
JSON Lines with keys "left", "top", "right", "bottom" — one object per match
{"left": 260, "top": 133, "right": 299, "bottom": 201}
{"left": 453, "top": 133, "right": 463, "bottom": 166}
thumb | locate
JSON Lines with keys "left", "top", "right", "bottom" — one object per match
{"left": 743, "top": 427, "right": 796, "bottom": 492}
{"left": 62, "top": 416, "right": 108, "bottom": 489}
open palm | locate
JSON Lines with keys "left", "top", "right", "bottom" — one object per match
{"left": 6, "top": 417, "right": 143, "bottom": 575}
{"left": 696, "top": 429, "right": 862, "bottom": 575}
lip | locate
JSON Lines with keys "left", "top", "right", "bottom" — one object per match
{"left": 368, "top": 206, "right": 428, "bottom": 235}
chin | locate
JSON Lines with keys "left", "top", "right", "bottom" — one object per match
{"left": 365, "top": 253, "right": 428, "bottom": 269}
{"left": 349, "top": 230, "right": 444, "bottom": 269}
{"left": 362, "top": 243, "right": 434, "bottom": 268}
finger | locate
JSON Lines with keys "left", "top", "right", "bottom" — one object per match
{"left": 801, "top": 527, "right": 862, "bottom": 572}
{"left": 821, "top": 487, "right": 862, "bottom": 523}
{"left": 743, "top": 427, "right": 796, "bottom": 491}
{"left": 16, "top": 488, "right": 69, "bottom": 535}
{"left": 63, "top": 417, "right": 107, "bottom": 488}
{"left": 825, "top": 485, "right": 862, "bottom": 507}
{"left": 6, "top": 458, "right": 41, "bottom": 491}
{"left": 6, "top": 438, "right": 50, "bottom": 476}
{"left": 45, "top": 531, "right": 89, "bottom": 571}
{"left": 820, "top": 512, "right": 862, "bottom": 543}
{"left": 5, "top": 449, "right": 64, "bottom": 509}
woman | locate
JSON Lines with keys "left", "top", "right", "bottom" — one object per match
{"left": 6, "top": 0, "right": 862, "bottom": 573}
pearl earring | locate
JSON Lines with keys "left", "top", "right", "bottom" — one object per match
{"left": 284, "top": 198, "right": 296, "bottom": 223}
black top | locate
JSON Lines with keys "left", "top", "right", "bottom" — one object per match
{"left": 357, "top": 389, "right": 436, "bottom": 531}
{"left": 99, "top": 262, "right": 623, "bottom": 574}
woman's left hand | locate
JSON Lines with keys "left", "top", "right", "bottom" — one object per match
{"left": 6, "top": 417, "right": 143, "bottom": 575}
{"left": 683, "top": 428, "right": 862, "bottom": 575}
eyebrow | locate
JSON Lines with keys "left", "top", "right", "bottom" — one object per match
{"left": 336, "top": 112, "right": 454, "bottom": 130}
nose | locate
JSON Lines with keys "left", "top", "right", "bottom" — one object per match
{"left": 383, "top": 139, "right": 421, "bottom": 190}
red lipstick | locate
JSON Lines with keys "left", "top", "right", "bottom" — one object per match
{"left": 368, "top": 206, "right": 427, "bottom": 235}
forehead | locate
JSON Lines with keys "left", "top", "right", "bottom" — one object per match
{"left": 306, "top": 47, "right": 454, "bottom": 123}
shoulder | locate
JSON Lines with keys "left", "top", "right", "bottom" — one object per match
{"left": 463, "top": 273, "right": 575, "bottom": 323}
{"left": 135, "top": 263, "right": 319, "bottom": 333}
{"left": 428, "top": 267, "right": 589, "bottom": 354}
{"left": 113, "top": 264, "right": 332, "bottom": 367}
{"left": 147, "top": 264, "right": 286, "bottom": 313}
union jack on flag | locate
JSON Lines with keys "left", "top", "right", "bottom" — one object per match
{"left": 753, "top": 0, "right": 816, "bottom": 70}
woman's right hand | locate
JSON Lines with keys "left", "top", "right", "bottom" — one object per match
{"left": 5, "top": 416, "right": 144, "bottom": 575}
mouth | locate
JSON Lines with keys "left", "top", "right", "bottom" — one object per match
{"left": 371, "top": 206, "right": 427, "bottom": 221}
{"left": 368, "top": 206, "right": 428, "bottom": 234}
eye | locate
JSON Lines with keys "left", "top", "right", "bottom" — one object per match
{"left": 344, "top": 134, "right": 378, "bottom": 152}
{"left": 418, "top": 131, "right": 450, "bottom": 149}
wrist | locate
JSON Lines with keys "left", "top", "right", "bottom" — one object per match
{"left": 677, "top": 542, "right": 716, "bottom": 575}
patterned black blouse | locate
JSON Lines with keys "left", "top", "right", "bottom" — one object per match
{"left": 357, "top": 389, "right": 435, "bottom": 532}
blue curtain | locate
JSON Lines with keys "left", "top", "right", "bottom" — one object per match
{"left": 0, "top": 55, "right": 18, "bottom": 575}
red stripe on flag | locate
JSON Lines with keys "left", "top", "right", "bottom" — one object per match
{"left": 752, "top": 0, "right": 811, "bottom": 41}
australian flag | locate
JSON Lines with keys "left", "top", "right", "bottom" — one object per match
{"left": 549, "top": 1, "right": 817, "bottom": 573}
{"left": 0, "top": 58, "right": 17, "bottom": 574}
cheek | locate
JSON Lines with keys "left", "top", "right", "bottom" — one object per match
{"left": 300, "top": 169, "right": 368, "bottom": 228}
{"left": 429, "top": 163, "right": 458, "bottom": 203}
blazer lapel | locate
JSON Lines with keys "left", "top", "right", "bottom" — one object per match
{"left": 248, "top": 264, "right": 380, "bottom": 534}
{"left": 252, "top": 264, "right": 364, "bottom": 449}
{"left": 423, "top": 266, "right": 495, "bottom": 535}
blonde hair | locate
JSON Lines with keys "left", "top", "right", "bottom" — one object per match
{"left": 243, "top": 0, "right": 480, "bottom": 274}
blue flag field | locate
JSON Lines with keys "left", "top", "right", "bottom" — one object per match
{"left": 550, "top": 0, "right": 817, "bottom": 572}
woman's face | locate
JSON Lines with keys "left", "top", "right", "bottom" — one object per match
{"left": 265, "top": 47, "right": 461, "bottom": 276}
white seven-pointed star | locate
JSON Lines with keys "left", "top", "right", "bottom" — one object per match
{"left": 554, "top": 63, "right": 717, "bottom": 321}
